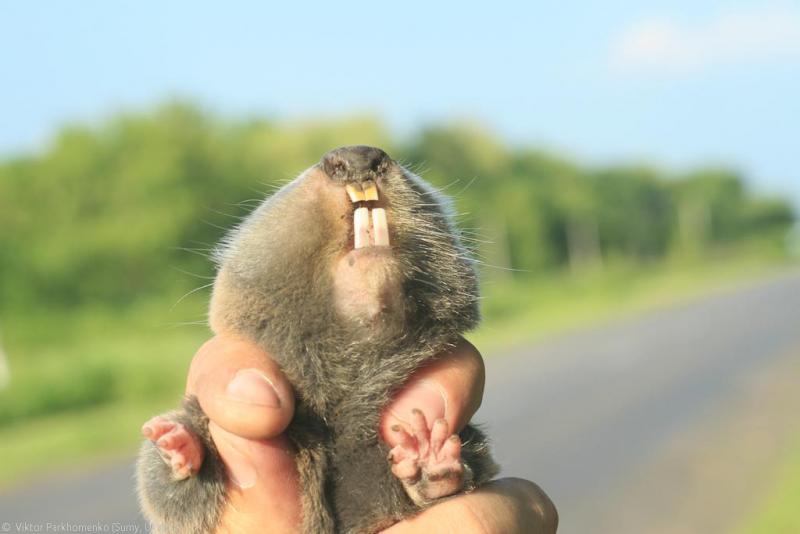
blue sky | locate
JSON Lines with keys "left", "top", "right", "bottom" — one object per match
{"left": 2, "top": 1, "right": 798, "bottom": 203}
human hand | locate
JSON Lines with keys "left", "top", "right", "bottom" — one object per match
{"left": 384, "top": 477, "right": 558, "bottom": 534}
{"left": 181, "top": 334, "right": 556, "bottom": 533}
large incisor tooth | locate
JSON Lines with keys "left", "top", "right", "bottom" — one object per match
{"left": 346, "top": 184, "right": 366, "bottom": 203}
{"left": 362, "top": 181, "right": 379, "bottom": 201}
{"left": 372, "top": 208, "right": 390, "bottom": 247}
{"left": 354, "top": 207, "right": 370, "bottom": 249}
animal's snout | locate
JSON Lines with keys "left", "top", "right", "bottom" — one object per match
{"left": 321, "top": 146, "right": 391, "bottom": 249}
{"left": 321, "top": 146, "right": 390, "bottom": 184}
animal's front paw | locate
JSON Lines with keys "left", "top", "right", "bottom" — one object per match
{"left": 142, "top": 415, "right": 204, "bottom": 480}
{"left": 387, "top": 409, "right": 471, "bottom": 505}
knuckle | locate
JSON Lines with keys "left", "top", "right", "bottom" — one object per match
{"left": 515, "top": 479, "right": 559, "bottom": 532}
{"left": 455, "top": 338, "right": 485, "bottom": 383}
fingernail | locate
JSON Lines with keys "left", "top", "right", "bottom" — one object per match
{"left": 225, "top": 369, "right": 281, "bottom": 407}
{"left": 389, "top": 380, "right": 447, "bottom": 424}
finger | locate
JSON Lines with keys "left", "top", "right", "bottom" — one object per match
{"left": 210, "top": 423, "right": 302, "bottom": 534}
{"left": 391, "top": 457, "right": 420, "bottom": 480}
{"left": 440, "top": 435, "right": 461, "bottom": 462}
{"left": 409, "top": 409, "right": 430, "bottom": 457}
{"left": 381, "top": 478, "right": 559, "bottom": 534}
{"left": 429, "top": 419, "right": 448, "bottom": 454}
{"left": 381, "top": 336, "right": 484, "bottom": 446}
{"left": 187, "top": 334, "right": 295, "bottom": 440}
{"left": 390, "top": 425, "right": 416, "bottom": 451}
{"left": 141, "top": 416, "right": 175, "bottom": 440}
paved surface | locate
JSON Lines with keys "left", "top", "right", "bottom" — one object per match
{"left": 479, "top": 272, "right": 800, "bottom": 533}
{"left": 2, "top": 272, "right": 800, "bottom": 533}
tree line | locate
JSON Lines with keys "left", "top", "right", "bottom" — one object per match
{"left": 0, "top": 102, "right": 794, "bottom": 311}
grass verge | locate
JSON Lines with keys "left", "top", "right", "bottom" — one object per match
{"left": 0, "top": 245, "right": 797, "bottom": 488}
{"left": 471, "top": 246, "right": 798, "bottom": 352}
{"left": 738, "top": 432, "right": 800, "bottom": 534}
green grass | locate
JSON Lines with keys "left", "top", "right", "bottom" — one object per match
{"left": 0, "top": 297, "right": 210, "bottom": 485}
{"left": 0, "top": 398, "right": 174, "bottom": 484}
{"left": 738, "top": 432, "right": 800, "bottom": 534}
{"left": 0, "top": 242, "right": 797, "bottom": 487}
{"left": 471, "top": 243, "right": 799, "bottom": 352}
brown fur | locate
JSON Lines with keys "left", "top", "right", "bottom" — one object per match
{"left": 137, "top": 147, "right": 498, "bottom": 533}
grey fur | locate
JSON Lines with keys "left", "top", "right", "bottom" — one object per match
{"left": 137, "top": 148, "right": 498, "bottom": 533}
{"left": 137, "top": 397, "right": 227, "bottom": 534}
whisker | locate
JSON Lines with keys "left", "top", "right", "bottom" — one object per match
{"left": 170, "top": 266, "right": 215, "bottom": 280}
{"left": 171, "top": 282, "right": 214, "bottom": 310}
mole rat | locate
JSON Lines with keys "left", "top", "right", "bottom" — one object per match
{"left": 136, "top": 146, "right": 498, "bottom": 533}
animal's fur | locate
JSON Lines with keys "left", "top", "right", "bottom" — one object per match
{"left": 138, "top": 397, "right": 226, "bottom": 534}
{"left": 136, "top": 147, "right": 498, "bottom": 533}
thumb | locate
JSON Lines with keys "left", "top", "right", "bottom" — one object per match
{"left": 186, "top": 335, "right": 301, "bottom": 533}
{"left": 381, "top": 337, "right": 485, "bottom": 446}
{"left": 187, "top": 335, "right": 295, "bottom": 439}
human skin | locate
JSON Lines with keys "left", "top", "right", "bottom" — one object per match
{"left": 177, "top": 334, "right": 557, "bottom": 533}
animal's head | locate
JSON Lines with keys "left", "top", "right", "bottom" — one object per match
{"left": 209, "top": 146, "right": 479, "bottom": 356}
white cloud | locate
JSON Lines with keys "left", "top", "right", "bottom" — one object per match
{"left": 610, "top": 4, "right": 800, "bottom": 74}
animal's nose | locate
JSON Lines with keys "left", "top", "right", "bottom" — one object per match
{"left": 321, "top": 146, "right": 390, "bottom": 183}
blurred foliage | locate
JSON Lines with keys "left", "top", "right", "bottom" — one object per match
{"left": 0, "top": 101, "right": 794, "bottom": 314}
{"left": 0, "top": 360, "right": 114, "bottom": 424}
{"left": 0, "top": 101, "right": 796, "bottom": 472}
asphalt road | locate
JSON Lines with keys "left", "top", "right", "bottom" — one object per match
{"left": 2, "top": 272, "right": 799, "bottom": 533}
